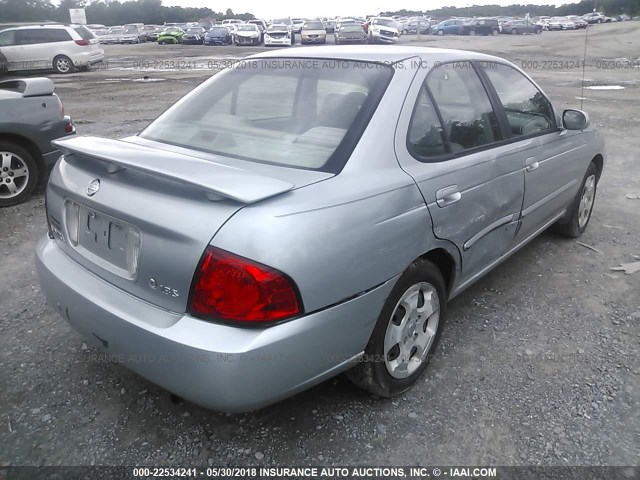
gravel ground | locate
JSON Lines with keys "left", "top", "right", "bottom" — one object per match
{"left": 0, "top": 23, "right": 639, "bottom": 468}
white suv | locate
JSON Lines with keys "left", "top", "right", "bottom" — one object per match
{"left": 0, "top": 24, "right": 104, "bottom": 74}
{"left": 368, "top": 17, "right": 400, "bottom": 43}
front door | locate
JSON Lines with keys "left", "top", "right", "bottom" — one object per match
{"left": 395, "top": 61, "right": 525, "bottom": 284}
{"left": 478, "top": 62, "right": 587, "bottom": 242}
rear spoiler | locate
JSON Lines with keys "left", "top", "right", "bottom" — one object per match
{"left": 52, "top": 136, "right": 295, "bottom": 204}
{"left": 0, "top": 77, "right": 55, "bottom": 97}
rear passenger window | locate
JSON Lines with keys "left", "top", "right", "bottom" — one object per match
{"left": 44, "top": 29, "right": 72, "bottom": 43}
{"left": 482, "top": 63, "right": 556, "bottom": 136}
{"left": 424, "top": 62, "right": 501, "bottom": 154}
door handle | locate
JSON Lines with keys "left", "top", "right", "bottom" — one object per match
{"left": 525, "top": 157, "right": 539, "bottom": 172}
{"left": 436, "top": 185, "right": 462, "bottom": 207}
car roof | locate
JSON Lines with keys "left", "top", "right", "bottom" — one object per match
{"left": 249, "top": 45, "right": 503, "bottom": 64}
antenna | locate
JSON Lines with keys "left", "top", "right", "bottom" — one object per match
{"left": 580, "top": 22, "right": 588, "bottom": 110}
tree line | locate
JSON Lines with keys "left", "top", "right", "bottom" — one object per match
{"left": 0, "top": 0, "right": 637, "bottom": 25}
{"left": 0, "top": 0, "right": 255, "bottom": 25}
{"left": 384, "top": 1, "right": 639, "bottom": 18}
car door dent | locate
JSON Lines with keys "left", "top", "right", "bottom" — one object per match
{"left": 451, "top": 208, "right": 566, "bottom": 297}
{"left": 463, "top": 213, "right": 515, "bottom": 251}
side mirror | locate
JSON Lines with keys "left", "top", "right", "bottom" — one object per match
{"left": 563, "top": 109, "right": 590, "bottom": 130}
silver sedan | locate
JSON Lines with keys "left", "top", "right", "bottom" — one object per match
{"left": 36, "top": 46, "right": 604, "bottom": 412}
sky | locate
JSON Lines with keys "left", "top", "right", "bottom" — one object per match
{"left": 159, "top": 1, "right": 581, "bottom": 19}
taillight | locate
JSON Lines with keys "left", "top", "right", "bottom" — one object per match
{"left": 74, "top": 39, "right": 90, "bottom": 46}
{"left": 189, "top": 247, "right": 302, "bottom": 324}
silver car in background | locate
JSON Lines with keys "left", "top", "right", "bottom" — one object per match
{"left": 36, "top": 46, "right": 604, "bottom": 412}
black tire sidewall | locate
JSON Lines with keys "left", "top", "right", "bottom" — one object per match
{"left": 0, "top": 141, "right": 38, "bottom": 207}
{"left": 364, "top": 260, "right": 447, "bottom": 396}
{"left": 556, "top": 162, "right": 599, "bottom": 237}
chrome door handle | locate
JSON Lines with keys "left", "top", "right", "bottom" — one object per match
{"left": 525, "top": 157, "right": 539, "bottom": 172}
{"left": 436, "top": 185, "right": 462, "bottom": 207}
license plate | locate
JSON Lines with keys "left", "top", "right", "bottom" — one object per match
{"left": 65, "top": 201, "right": 141, "bottom": 278}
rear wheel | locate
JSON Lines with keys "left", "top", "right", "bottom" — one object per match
{"left": 346, "top": 259, "right": 447, "bottom": 397}
{"left": 53, "top": 55, "right": 74, "bottom": 74}
{"left": 553, "top": 163, "right": 598, "bottom": 238}
{"left": 0, "top": 142, "right": 38, "bottom": 207}
{"left": 469, "top": 29, "right": 476, "bottom": 36}
{"left": 511, "top": 28, "right": 518, "bottom": 35}
{"left": 437, "top": 29, "right": 444, "bottom": 35}
{"left": 492, "top": 29, "right": 499, "bottom": 36}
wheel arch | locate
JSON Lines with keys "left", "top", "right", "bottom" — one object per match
{"left": 0, "top": 133, "right": 44, "bottom": 177}
{"left": 418, "top": 247, "right": 458, "bottom": 296}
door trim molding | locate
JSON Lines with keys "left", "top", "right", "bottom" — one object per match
{"left": 521, "top": 179, "right": 577, "bottom": 218}
{"left": 463, "top": 213, "right": 515, "bottom": 251}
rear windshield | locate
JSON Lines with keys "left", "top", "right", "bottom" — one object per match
{"left": 237, "top": 25, "right": 257, "bottom": 31}
{"left": 141, "top": 59, "right": 393, "bottom": 173}
{"left": 342, "top": 25, "right": 364, "bottom": 32}
{"left": 209, "top": 27, "right": 228, "bottom": 33}
{"left": 304, "top": 22, "right": 324, "bottom": 29}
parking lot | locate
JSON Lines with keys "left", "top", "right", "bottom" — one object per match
{"left": 1, "top": 22, "right": 639, "bottom": 467}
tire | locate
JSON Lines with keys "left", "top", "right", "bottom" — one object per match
{"left": 468, "top": 29, "right": 476, "bottom": 36}
{"left": 492, "top": 29, "right": 499, "bottom": 36}
{"left": 53, "top": 55, "right": 74, "bottom": 74}
{"left": 437, "top": 29, "right": 444, "bottom": 35}
{"left": 536, "top": 28, "right": 542, "bottom": 35}
{"left": 511, "top": 29, "right": 518, "bottom": 35}
{"left": 0, "top": 141, "right": 38, "bottom": 207}
{"left": 346, "top": 259, "right": 447, "bottom": 397}
{"left": 335, "top": 38, "right": 340, "bottom": 45}
{"left": 597, "top": 19, "right": 602, "bottom": 24}
{"left": 552, "top": 163, "right": 598, "bottom": 238}
{"left": 403, "top": 29, "right": 408, "bottom": 35}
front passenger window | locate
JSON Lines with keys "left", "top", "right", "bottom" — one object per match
{"left": 483, "top": 63, "right": 555, "bottom": 137}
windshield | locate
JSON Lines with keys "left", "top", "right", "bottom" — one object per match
{"left": 141, "top": 60, "right": 393, "bottom": 172}
{"left": 375, "top": 19, "right": 397, "bottom": 27}
{"left": 123, "top": 26, "right": 139, "bottom": 33}
{"left": 273, "top": 18, "right": 292, "bottom": 25}
{"left": 237, "top": 25, "right": 257, "bottom": 31}
{"left": 108, "top": 28, "right": 123, "bottom": 34}
{"left": 268, "top": 25, "right": 287, "bottom": 31}
{"left": 163, "top": 28, "right": 181, "bottom": 34}
{"left": 304, "top": 22, "right": 324, "bottom": 29}
{"left": 209, "top": 27, "right": 228, "bottom": 34}
{"left": 186, "top": 28, "right": 202, "bottom": 33}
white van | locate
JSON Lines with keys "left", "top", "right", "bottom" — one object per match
{"left": 0, "top": 24, "right": 104, "bottom": 74}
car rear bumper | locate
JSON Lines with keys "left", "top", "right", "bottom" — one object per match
{"left": 35, "top": 237, "right": 395, "bottom": 412}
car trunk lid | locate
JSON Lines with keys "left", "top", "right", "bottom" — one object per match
{"left": 46, "top": 136, "right": 331, "bottom": 313}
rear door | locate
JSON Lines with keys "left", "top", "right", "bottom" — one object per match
{"left": 395, "top": 60, "right": 525, "bottom": 285}
{"left": 478, "top": 62, "right": 586, "bottom": 243}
